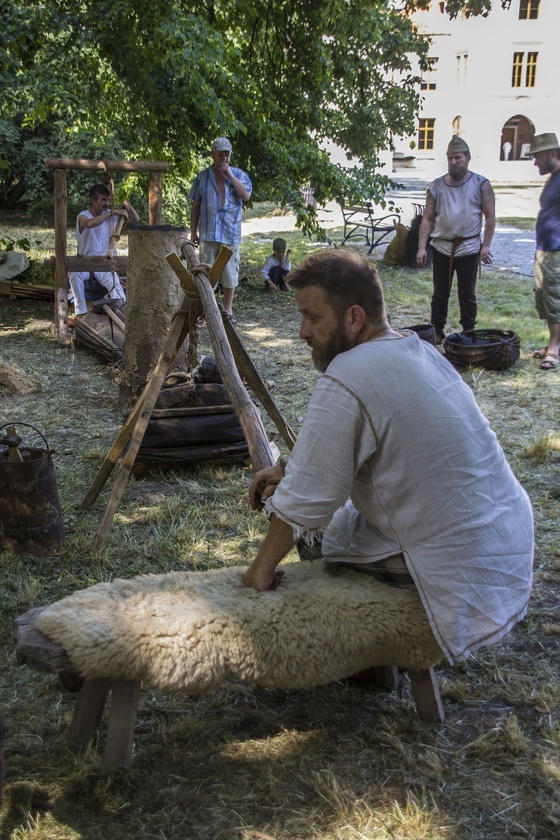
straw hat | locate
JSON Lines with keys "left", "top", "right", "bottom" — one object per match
{"left": 446, "top": 135, "right": 470, "bottom": 155}
{"left": 529, "top": 133, "right": 560, "bottom": 154}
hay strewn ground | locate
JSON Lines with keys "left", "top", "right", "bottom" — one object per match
{"left": 0, "top": 209, "right": 559, "bottom": 840}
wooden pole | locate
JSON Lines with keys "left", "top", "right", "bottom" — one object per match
{"left": 148, "top": 171, "right": 163, "bottom": 225}
{"left": 53, "top": 168, "right": 71, "bottom": 345}
{"left": 44, "top": 158, "right": 168, "bottom": 173}
{"left": 168, "top": 245, "right": 276, "bottom": 473}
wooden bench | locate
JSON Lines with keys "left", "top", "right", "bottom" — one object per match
{"left": 340, "top": 203, "right": 401, "bottom": 254}
{"left": 14, "top": 606, "right": 444, "bottom": 769}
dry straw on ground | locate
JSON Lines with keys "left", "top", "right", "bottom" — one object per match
{"left": 0, "top": 212, "right": 559, "bottom": 840}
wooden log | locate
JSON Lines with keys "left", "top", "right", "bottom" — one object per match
{"left": 151, "top": 405, "right": 234, "bottom": 419}
{"left": 44, "top": 158, "right": 168, "bottom": 172}
{"left": 106, "top": 214, "right": 125, "bottom": 257}
{"left": 168, "top": 245, "right": 276, "bottom": 473}
{"left": 43, "top": 256, "right": 129, "bottom": 273}
{"left": 119, "top": 226, "right": 191, "bottom": 406}
{"left": 53, "top": 168, "right": 71, "bottom": 345}
{"left": 148, "top": 171, "right": 163, "bottom": 225}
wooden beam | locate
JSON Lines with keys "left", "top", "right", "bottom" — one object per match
{"left": 44, "top": 158, "right": 168, "bottom": 172}
{"left": 43, "top": 256, "right": 129, "bottom": 273}
{"left": 148, "top": 171, "right": 163, "bottom": 225}
{"left": 53, "top": 168, "right": 71, "bottom": 345}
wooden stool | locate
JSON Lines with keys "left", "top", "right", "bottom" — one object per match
{"left": 14, "top": 607, "right": 444, "bottom": 769}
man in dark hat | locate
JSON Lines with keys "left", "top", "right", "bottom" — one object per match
{"left": 416, "top": 135, "right": 495, "bottom": 344}
{"left": 529, "top": 132, "right": 560, "bottom": 370}
{"left": 189, "top": 137, "right": 252, "bottom": 323}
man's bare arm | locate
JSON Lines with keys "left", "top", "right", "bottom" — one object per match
{"left": 416, "top": 192, "right": 436, "bottom": 267}
{"left": 243, "top": 514, "right": 296, "bottom": 591}
{"left": 480, "top": 181, "right": 496, "bottom": 264}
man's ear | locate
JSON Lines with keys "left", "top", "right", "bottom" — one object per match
{"left": 347, "top": 305, "right": 367, "bottom": 335}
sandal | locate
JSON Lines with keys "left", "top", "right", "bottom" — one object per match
{"left": 532, "top": 347, "right": 549, "bottom": 359}
{"left": 540, "top": 352, "right": 560, "bottom": 370}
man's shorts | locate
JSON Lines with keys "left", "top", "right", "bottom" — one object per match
{"left": 534, "top": 250, "right": 560, "bottom": 323}
{"left": 199, "top": 241, "right": 240, "bottom": 289}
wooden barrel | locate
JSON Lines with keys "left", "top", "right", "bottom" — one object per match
{"left": 0, "top": 423, "right": 65, "bottom": 555}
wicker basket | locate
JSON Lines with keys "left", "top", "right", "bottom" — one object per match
{"left": 443, "top": 329, "right": 520, "bottom": 370}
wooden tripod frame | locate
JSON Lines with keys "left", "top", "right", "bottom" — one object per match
{"left": 80, "top": 241, "right": 297, "bottom": 551}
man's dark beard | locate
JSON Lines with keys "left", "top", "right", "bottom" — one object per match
{"left": 311, "top": 320, "right": 354, "bottom": 372}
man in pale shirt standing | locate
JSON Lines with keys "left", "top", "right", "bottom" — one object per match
{"left": 189, "top": 137, "right": 252, "bottom": 323}
{"left": 416, "top": 135, "right": 495, "bottom": 344}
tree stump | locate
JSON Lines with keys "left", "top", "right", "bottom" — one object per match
{"left": 120, "top": 225, "right": 191, "bottom": 406}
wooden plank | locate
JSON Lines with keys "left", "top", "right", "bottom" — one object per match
{"left": 44, "top": 158, "right": 168, "bottom": 172}
{"left": 104, "top": 679, "right": 141, "bottom": 768}
{"left": 53, "top": 168, "right": 71, "bottom": 345}
{"left": 408, "top": 668, "right": 445, "bottom": 723}
{"left": 67, "top": 678, "right": 112, "bottom": 747}
{"left": 150, "top": 404, "right": 234, "bottom": 419}
{"left": 43, "top": 256, "right": 129, "bottom": 272}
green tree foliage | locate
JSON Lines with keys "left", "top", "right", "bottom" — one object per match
{"left": 0, "top": 1, "right": 510, "bottom": 230}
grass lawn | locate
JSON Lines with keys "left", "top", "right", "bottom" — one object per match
{"left": 0, "top": 207, "right": 559, "bottom": 839}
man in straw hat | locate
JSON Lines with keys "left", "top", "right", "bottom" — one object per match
{"left": 417, "top": 135, "right": 495, "bottom": 344}
{"left": 189, "top": 137, "right": 252, "bottom": 323}
{"left": 529, "top": 132, "right": 560, "bottom": 370}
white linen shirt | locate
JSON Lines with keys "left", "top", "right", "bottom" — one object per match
{"left": 265, "top": 333, "right": 533, "bottom": 663}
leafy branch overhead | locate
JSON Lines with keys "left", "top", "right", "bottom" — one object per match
{"left": 1, "top": 1, "right": 505, "bottom": 230}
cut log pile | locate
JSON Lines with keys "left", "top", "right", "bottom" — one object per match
{"left": 135, "top": 360, "right": 249, "bottom": 468}
{"left": 0, "top": 279, "right": 55, "bottom": 301}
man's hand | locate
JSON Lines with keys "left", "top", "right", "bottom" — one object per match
{"left": 249, "top": 464, "right": 285, "bottom": 510}
{"left": 243, "top": 565, "right": 285, "bottom": 591}
{"left": 416, "top": 247, "right": 428, "bottom": 267}
{"left": 480, "top": 245, "right": 492, "bottom": 265}
{"left": 191, "top": 232, "right": 200, "bottom": 247}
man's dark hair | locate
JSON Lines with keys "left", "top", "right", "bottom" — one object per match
{"left": 88, "top": 184, "right": 111, "bottom": 200}
{"left": 288, "top": 249, "right": 386, "bottom": 322}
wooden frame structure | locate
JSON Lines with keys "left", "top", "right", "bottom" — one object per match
{"left": 44, "top": 157, "right": 169, "bottom": 345}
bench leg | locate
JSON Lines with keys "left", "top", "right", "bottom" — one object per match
{"left": 373, "top": 665, "right": 400, "bottom": 689}
{"left": 104, "top": 679, "right": 141, "bottom": 768}
{"left": 67, "top": 677, "right": 112, "bottom": 747}
{"left": 408, "top": 667, "right": 445, "bottom": 723}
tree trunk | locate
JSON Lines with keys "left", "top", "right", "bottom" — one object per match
{"left": 119, "top": 225, "right": 190, "bottom": 406}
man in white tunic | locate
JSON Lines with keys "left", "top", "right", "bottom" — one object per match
{"left": 416, "top": 135, "right": 495, "bottom": 344}
{"left": 243, "top": 250, "right": 533, "bottom": 664}
{"left": 69, "top": 184, "right": 139, "bottom": 316}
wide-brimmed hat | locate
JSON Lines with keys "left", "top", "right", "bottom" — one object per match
{"left": 530, "top": 133, "right": 560, "bottom": 154}
{"left": 446, "top": 135, "right": 470, "bottom": 156}
{"left": 212, "top": 137, "right": 233, "bottom": 153}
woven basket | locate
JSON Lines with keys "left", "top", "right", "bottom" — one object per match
{"left": 443, "top": 329, "right": 520, "bottom": 370}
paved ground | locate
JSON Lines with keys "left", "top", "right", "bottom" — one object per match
{"left": 243, "top": 171, "right": 542, "bottom": 278}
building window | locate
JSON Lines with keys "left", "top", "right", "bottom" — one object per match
{"left": 519, "top": 0, "right": 540, "bottom": 20}
{"left": 526, "top": 52, "right": 538, "bottom": 87}
{"left": 418, "top": 119, "right": 435, "bottom": 151}
{"left": 512, "top": 51, "right": 538, "bottom": 88}
{"left": 456, "top": 53, "right": 469, "bottom": 85}
{"left": 420, "top": 57, "right": 439, "bottom": 91}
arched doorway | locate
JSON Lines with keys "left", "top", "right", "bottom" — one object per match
{"left": 452, "top": 115, "right": 463, "bottom": 136}
{"left": 499, "top": 115, "right": 535, "bottom": 160}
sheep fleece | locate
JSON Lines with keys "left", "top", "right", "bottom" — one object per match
{"left": 35, "top": 562, "right": 443, "bottom": 692}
